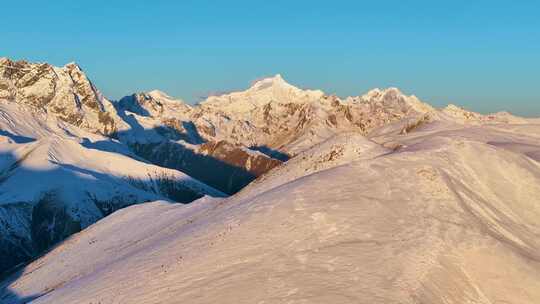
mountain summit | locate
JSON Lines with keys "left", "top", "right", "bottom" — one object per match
{"left": 0, "top": 58, "right": 125, "bottom": 135}
{"left": 201, "top": 74, "right": 325, "bottom": 111}
{"left": 118, "top": 90, "right": 192, "bottom": 119}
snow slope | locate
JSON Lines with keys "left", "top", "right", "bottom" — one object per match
{"left": 3, "top": 122, "right": 539, "bottom": 303}
{"left": 238, "top": 132, "right": 389, "bottom": 199}
{"left": 1, "top": 57, "right": 539, "bottom": 303}
{"left": 0, "top": 101, "right": 224, "bottom": 274}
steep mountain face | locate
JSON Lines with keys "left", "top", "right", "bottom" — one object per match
{"left": 117, "top": 74, "right": 435, "bottom": 152}
{"left": 115, "top": 91, "right": 283, "bottom": 194}
{"left": 0, "top": 58, "right": 125, "bottom": 136}
{"left": 0, "top": 101, "right": 224, "bottom": 275}
{"left": 118, "top": 90, "right": 193, "bottom": 119}
{"left": 3, "top": 122, "right": 539, "bottom": 304}
{"left": 128, "top": 140, "right": 282, "bottom": 195}
{"left": 192, "top": 76, "right": 434, "bottom": 152}
{"left": 112, "top": 74, "right": 436, "bottom": 192}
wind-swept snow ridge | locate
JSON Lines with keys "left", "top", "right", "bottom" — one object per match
{"left": 2, "top": 122, "right": 540, "bottom": 304}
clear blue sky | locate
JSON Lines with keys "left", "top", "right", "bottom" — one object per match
{"left": 2, "top": 1, "right": 539, "bottom": 116}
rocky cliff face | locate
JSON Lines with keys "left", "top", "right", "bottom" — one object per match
{"left": 0, "top": 58, "right": 124, "bottom": 135}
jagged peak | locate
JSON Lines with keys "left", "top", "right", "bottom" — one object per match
{"left": 0, "top": 58, "right": 82, "bottom": 75}
{"left": 0, "top": 58, "right": 34, "bottom": 71}
{"left": 384, "top": 87, "right": 405, "bottom": 95}
{"left": 63, "top": 62, "right": 90, "bottom": 80}
{"left": 0, "top": 58, "right": 76, "bottom": 71}
{"left": 343, "top": 87, "right": 434, "bottom": 114}
{"left": 0, "top": 57, "right": 20, "bottom": 65}
{"left": 64, "top": 61, "right": 82, "bottom": 70}
{"left": 247, "top": 74, "right": 324, "bottom": 95}
{"left": 145, "top": 90, "right": 186, "bottom": 104}
{"left": 147, "top": 89, "right": 168, "bottom": 96}
{"left": 364, "top": 88, "right": 382, "bottom": 96}
{"left": 201, "top": 74, "right": 325, "bottom": 109}
{"left": 362, "top": 87, "right": 405, "bottom": 99}
{"left": 254, "top": 74, "right": 285, "bottom": 83}
{"left": 269, "top": 73, "right": 284, "bottom": 81}
{"left": 147, "top": 89, "right": 173, "bottom": 99}
{"left": 344, "top": 87, "right": 406, "bottom": 102}
{"left": 118, "top": 89, "right": 191, "bottom": 118}
{"left": 249, "top": 74, "right": 292, "bottom": 91}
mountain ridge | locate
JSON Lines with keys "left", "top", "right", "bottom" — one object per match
{"left": 0, "top": 58, "right": 540, "bottom": 276}
{"left": 3, "top": 120, "right": 539, "bottom": 304}
{"left": 2, "top": 57, "right": 537, "bottom": 194}
{"left": 0, "top": 57, "right": 539, "bottom": 303}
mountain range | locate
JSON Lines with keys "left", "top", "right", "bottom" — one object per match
{"left": 0, "top": 57, "right": 539, "bottom": 303}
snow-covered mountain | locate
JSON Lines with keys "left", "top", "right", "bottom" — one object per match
{"left": 192, "top": 77, "right": 435, "bottom": 152}
{"left": 112, "top": 71, "right": 539, "bottom": 196}
{"left": 0, "top": 97, "right": 223, "bottom": 274}
{"left": 112, "top": 74, "right": 441, "bottom": 193}
{"left": 0, "top": 58, "right": 126, "bottom": 136}
{"left": 2, "top": 120, "right": 539, "bottom": 304}
{"left": 115, "top": 91, "right": 283, "bottom": 194}
{"left": 118, "top": 90, "right": 193, "bottom": 119}
{"left": 0, "top": 57, "right": 539, "bottom": 302}
{"left": 117, "top": 73, "right": 532, "bottom": 160}
{"left": 6, "top": 57, "right": 529, "bottom": 195}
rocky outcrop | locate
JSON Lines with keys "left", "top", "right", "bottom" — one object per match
{"left": 0, "top": 58, "right": 124, "bottom": 135}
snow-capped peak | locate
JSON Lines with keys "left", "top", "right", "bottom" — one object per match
{"left": 199, "top": 74, "right": 325, "bottom": 113}
{"left": 362, "top": 87, "right": 404, "bottom": 100}
{"left": 0, "top": 57, "right": 124, "bottom": 135}
{"left": 250, "top": 74, "right": 285, "bottom": 87}
{"left": 117, "top": 90, "right": 191, "bottom": 118}
{"left": 146, "top": 89, "right": 183, "bottom": 103}
{"left": 258, "top": 74, "right": 285, "bottom": 83}
{"left": 64, "top": 61, "right": 82, "bottom": 70}
{"left": 363, "top": 88, "right": 383, "bottom": 99}
{"left": 247, "top": 74, "right": 302, "bottom": 94}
